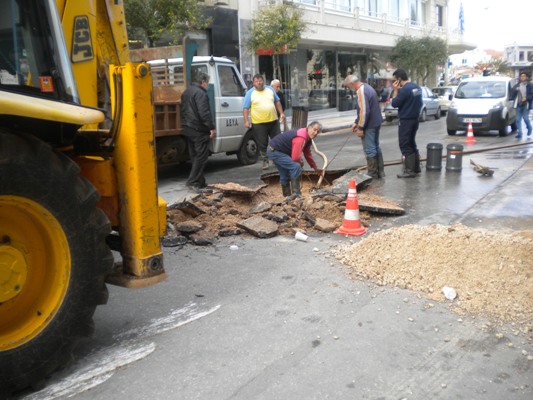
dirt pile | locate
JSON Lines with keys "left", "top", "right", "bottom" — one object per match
{"left": 333, "top": 224, "right": 533, "bottom": 337}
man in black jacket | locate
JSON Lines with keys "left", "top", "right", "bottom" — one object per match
{"left": 181, "top": 72, "right": 216, "bottom": 190}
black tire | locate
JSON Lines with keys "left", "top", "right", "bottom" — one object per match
{"left": 237, "top": 129, "right": 259, "bottom": 165}
{"left": 419, "top": 109, "right": 427, "bottom": 122}
{"left": 385, "top": 116, "right": 394, "bottom": 122}
{"left": 0, "top": 130, "right": 113, "bottom": 395}
{"left": 447, "top": 129, "right": 457, "bottom": 135}
{"left": 435, "top": 108, "right": 441, "bottom": 120}
{"left": 156, "top": 136, "right": 189, "bottom": 168}
{"left": 499, "top": 117, "right": 509, "bottom": 136}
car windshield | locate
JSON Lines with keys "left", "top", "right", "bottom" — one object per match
{"left": 455, "top": 81, "right": 506, "bottom": 99}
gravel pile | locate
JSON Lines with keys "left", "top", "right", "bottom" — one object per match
{"left": 333, "top": 224, "right": 533, "bottom": 338}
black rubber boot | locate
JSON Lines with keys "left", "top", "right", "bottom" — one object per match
{"left": 281, "top": 183, "right": 292, "bottom": 197}
{"left": 366, "top": 156, "right": 379, "bottom": 179}
{"left": 414, "top": 152, "right": 421, "bottom": 173}
{"left": 290, "top": 175, "right": 302, "bottom": 196}
{"left": 397, "top": 154, "right": 417, "bottom": 178}
{"left": 377, "top": 152, "right": 386, "bottom": 177}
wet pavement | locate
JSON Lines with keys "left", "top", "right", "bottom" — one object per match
{"left": 18, "top": 116, "right": 533, "bottom": 400}
{"left": 159, "top": 110, "right": 533, "bottom": 233}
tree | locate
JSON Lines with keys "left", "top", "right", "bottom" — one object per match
{"left": 246, "top": 1, "right": 308, "bottom": 84}
{"left": 476, "top": 58, "right": 510, "bottom": 76}
{"left": 124, "top": 0, "right": 211, "bottom": 47}
{"left": 391, "top": 36, "right": 448, "bottom": 85}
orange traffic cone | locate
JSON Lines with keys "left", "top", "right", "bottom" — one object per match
{"left": 465, "top": 122, "right": 476, "bottom": 143}
{"left": 336, "top": 179, "right": 368, "bottom": 236}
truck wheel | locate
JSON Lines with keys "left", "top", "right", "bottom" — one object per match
{"left": 0, "top": 131, "right": 113, "bottom": 394}
{"left": 237, "top": 129, "right": 259, "bottom": 165}
{"left": 156, "top": 136, "right": 188, "bottom": 168}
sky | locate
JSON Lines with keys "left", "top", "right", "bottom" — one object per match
{"left": 448, "top": 0, "right": 533, "bottom": 51}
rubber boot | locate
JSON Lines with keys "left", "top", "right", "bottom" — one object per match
{"left": 281, "top": 183, "right": 292, "bottom": 197}
{"left": 377, "top": 152, "right": 386, "bottom": 178}
{"left": 366, "top": 156, "right": 379, "bottom": 179}
{"left": 290, "top": 175, "right": 302, "bottom": 196}
{"left": 414, "top": 152, "right": 421, "bottom": 173}
{"left": 261, "top": 151, "right": 269, "bottom": 170}
{"left": 397, "top": 154, "right": 417, "bottom": 178}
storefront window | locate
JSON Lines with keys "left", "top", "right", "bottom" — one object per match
{"left": 258, "top": 47, "right": 378, "bottom": 113}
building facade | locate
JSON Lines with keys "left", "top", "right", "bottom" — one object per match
{"left": 198, "top": 0, "right": 473, "bottom": 113}
{"left": 504, "top": 44, "right": 533, "bottom": 79}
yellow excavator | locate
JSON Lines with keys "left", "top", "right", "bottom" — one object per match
{"left": 0, "top": 0, "right": 167, "bottom": 394}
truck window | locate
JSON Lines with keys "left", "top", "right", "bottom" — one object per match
{"left": 191, "top": 65, "right": 208, "bottom": 82}
{"left": 218, "top": 65, "right": 243, "bottom": 97}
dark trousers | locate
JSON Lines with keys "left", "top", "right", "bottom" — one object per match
{"left": 253, "top": 120, "right": 281, "bottom": 157}
{"left": 183, "top": 127, "right": 211, "bottom": 188}
{"left": 398, "top": 118, "right": 419, "bottom": 156}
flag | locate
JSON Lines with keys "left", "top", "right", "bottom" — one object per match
{"left": 459, "top": 2, "right": 465, "bottom": 33}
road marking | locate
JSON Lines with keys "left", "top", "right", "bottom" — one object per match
{"left": 114, "top": 301, "right": 221, "bottom": 341}
{"left": 22, "top": 302, "right": 220, "bottom": 399}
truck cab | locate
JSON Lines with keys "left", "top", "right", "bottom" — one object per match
{"left": 146, "top": 54, "right": 259, "bottom": 167}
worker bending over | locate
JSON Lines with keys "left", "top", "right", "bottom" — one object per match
{"left": 267, "top": 121, "right": 323, "bottom": 197}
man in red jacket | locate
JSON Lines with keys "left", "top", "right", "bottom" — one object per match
{"left": 266, "top": 121, "right": 323, "bottom": 196}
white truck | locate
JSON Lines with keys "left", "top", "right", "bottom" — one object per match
{"left": 131, "top": 42, "right": 258, "bottom": 168}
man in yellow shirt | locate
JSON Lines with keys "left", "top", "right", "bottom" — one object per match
{"left": 243, "top": 74, "right": 285, "bottom": 169}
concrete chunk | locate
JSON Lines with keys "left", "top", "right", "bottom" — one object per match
{"left": 237, "top": 215, "right": 279, "bottom": 238}
{"left": 314, "top": 218, "right": 338, "bottom": 233}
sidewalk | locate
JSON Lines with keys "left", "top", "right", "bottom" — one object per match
{"left": 287, "top": 108, "right": 355, "bottom": 132}
{"left": 288, "top": 107, "right": 392, "bottom": 132}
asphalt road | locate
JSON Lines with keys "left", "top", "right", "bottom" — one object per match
{"left": 15, "top": 118, "right": 533, "bottom": 400}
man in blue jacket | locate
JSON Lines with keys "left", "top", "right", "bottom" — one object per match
{"left": 181, "top": 72, "right": 216, "bottom": 190}
{"left": 391, "top": 69, "right": 423, "bottom": 178}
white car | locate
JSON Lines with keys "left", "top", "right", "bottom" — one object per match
{"left": 432, "top": 86, "right": 457, "bottom": 115}
{"left": 383, "top": 86, "right": 441, "bottom": 122}
{"left": 446, "top": 77, "right": 517, "bottom": 136}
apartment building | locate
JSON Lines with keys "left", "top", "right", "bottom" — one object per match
{"left": 504, "top": 44, "right": 533, "bottom": 79}
{"left": 198, "top": 0, "right": 473, "bottom": 112}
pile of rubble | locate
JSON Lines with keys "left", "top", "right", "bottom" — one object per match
{"left": 163, "top": 172, "right": 404, "bottom": 247}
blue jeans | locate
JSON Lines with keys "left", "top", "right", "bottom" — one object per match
{"left": 362, "top": 126, "right": 382, "bottom": 158}
{"left": 266, "top": 147, "right": 301, "bottom": 184}
{"left": 515, "top": 104, "right": 531, "bottom": 136}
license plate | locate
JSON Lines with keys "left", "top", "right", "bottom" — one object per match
{"left": 462, "top": 118, "right": 482, "bottom": 123}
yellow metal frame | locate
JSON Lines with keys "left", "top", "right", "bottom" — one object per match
{"left": 108, "top": 63, "right": 165, "bottom": 281}
{"left": 56, "top": 0, "right": 167, "bottom": 286}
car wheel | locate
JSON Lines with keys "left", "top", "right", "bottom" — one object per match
{"left": 385, "top": 117, "right": 393, "bottom": 122}
{"left": 419, "top": 109, "right": 427, "bottom": 122}
{"left": 499, "top": 117, "right": 509, "bottom": 136}
{"left": 435, "top": 108, "right": 441, "bottom": 120}
{"left": 447, "top": 129, "right": 457, "bottom": 136}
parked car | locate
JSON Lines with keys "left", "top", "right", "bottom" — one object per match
{"left": 432, "top": 86, "right": 457, "bottom": 115}
{"left": 446, "top": 77, "right": 517, "bottom": 136}
{"left": 383, "top": 86, "right": 441, "bottom": 122}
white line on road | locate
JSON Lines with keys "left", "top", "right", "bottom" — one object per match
{"left": 23, "top": 302, "right": 221, "bottom": 399}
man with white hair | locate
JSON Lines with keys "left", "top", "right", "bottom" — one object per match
{"left": 343, "top": 74, "right": 385, "bottom": 179}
